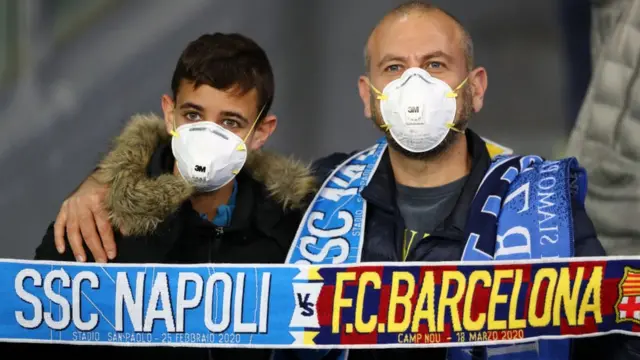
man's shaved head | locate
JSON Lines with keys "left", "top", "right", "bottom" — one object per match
{"left": 364, "top": 1, "right": 474, "bottom": 73}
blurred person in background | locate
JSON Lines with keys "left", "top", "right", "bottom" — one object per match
{"left": 565, "top": 0, "right": 640, "bottom": 257}
{"left": 20, "top": 32, "right": 316, "bottom": 359}
{"left": 48, "top": 1, "right": 638, "bottom": 360}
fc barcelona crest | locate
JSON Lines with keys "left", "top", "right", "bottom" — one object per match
{"left": 616, "top": 266, "right": 640, "bottom": 325}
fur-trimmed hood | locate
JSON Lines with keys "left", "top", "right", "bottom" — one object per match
{"left": 93, "top": 114, "right": 317, "bottom": 236}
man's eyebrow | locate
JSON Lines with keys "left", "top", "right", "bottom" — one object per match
{"left": 179, "top": 102, "right": 204, "bottom": 111}
{"left": 421, "top": 50, "right": 454, "bottom": 63}
{"left": 221, "top": 111, "right": 249, "bottom": 124}
{"left": 377, "top": 54, "right": 407, "bottom": 68}
{"left": 377, "top": 51, "right": 455, "bottom": 68}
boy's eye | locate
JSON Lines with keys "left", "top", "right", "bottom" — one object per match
{"left": 222, "top": 119, "right": 240, "bottom": 128}
{"left": 185, "top": 112, "right": 202, "bottom": 121}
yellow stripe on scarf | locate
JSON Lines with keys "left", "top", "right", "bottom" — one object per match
{"left": 483, "top": 138, "right": 513, "bottom": 159}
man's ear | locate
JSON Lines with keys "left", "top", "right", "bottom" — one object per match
{"left": 248, "top": 114, "right": 277, "bottom": 150}
{"left": 161, "top": 94, "right": 175, "bottom": 134}
{"left": 469, "top": 67, "right": 488, "bottom": 113}
{"left": 358, "top": 75, "right": 373, "bottom": 119}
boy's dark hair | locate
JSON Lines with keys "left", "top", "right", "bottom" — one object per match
{"left": 171, "top": 33, "right": 274, "bottom": 120}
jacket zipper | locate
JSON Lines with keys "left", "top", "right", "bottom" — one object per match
{"left": 208, "top": 226, "right": 224, "bottom": 360}
{"left": 212, "top": 226, "right": 224, "bottom": 257}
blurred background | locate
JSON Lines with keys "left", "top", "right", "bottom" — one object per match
{"left": 0, "top": 0, "right": 590, "bottom": 258}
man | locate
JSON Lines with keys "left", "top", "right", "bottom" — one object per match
{"left": 48, "top": 2, "right": 635, "bottom": 360}
{"left": 25, "top": 32, "right": 316, "bottom": 359}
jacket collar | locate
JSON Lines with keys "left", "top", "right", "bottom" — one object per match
{"left": 93, "top": 113, "right": 317, "bottom": 236}
{"left": 361, "top": 129, "right": 491, "bottom": 234}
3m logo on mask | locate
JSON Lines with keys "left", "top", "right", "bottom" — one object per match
{"left": 194, "top": 165, "right": 206, "bottom": 173}
{"left": 407, "top": 106, "right": 420, "bottom": 114}
{"left": 404, "top": 105, "right": 423, "bottom": 123}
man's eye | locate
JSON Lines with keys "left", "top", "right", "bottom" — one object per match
{"left": 384, "top": 64, "right": 403, "bottom": 73}
{"left": 185, "top": 112, "right": 202, "bottom": 121}
{"left": 222, "top": 119, "right": 240, "bottom": 128}
{"left": 426, "top": 61, "right": 443, "bottom": 69}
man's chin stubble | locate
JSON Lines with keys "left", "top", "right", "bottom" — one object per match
{"left": 385, "top": 129, "right": 464, "bottom": 161}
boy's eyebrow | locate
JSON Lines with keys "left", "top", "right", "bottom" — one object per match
{"left": 179, "top": 102, "right": 205, "bottom": 111}
{"left": 220, "top": 111, "right": 249, "bottom": 124}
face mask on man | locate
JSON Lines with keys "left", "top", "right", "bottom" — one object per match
{"left": 169, "top": 104, "right": 266, "bottom": 192}
{"left": 368, "top": 67, "right": 468, "bottom": 153}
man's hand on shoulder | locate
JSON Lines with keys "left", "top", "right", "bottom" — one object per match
{"left": 54, "top": 174, "right": 115, "bottom": 263}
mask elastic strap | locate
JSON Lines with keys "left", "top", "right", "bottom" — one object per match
{"left": 446, "top": 123, "right": 464, "bottom": 133}
{"left": 445, "top": 77, "right": 469, "bottom": 133}
{"left": 364, "top": 77, "right": 388, "bottom": 101}
{"left": 236, "top": 101, "right": 269, "bottom": 152}
{"left": 170, "top": 110, "right": 180, "bottom": 137}
{"left": 445, "top": 77, "right": 468, "bottom": 98}
{"left": 229, "top": 102, "right": 269, "bottom": 175}
{"left": 241, "top": 101, "right": 268, "bottom": 144}
{"left": 365, "top": 78, "right": 392, "bottom": 132}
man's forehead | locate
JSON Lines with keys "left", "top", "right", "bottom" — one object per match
{"left": 368, "top": 10, "right": 464, "bottom": 64}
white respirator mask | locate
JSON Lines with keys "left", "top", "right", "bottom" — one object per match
{"left": 368, "top": 67, "right": 467, "bottom": 153}
{"left": 170, "top": 104, "right": 266, "bottom": 192}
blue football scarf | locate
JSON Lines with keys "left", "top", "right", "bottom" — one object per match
{"left": 276, "top": 137, "right": 388, "bottom": 360}
{"left": 4, "top": 256, "right": 640, "bottom": 348}
{"left": 448, "top": 155, "right": 586, "bottom": 360}
{"left": 3, "top": 137, "right": 633, "bottom": 353}
{"left": 280, "top": 137, "right": 582, "bottom": 360}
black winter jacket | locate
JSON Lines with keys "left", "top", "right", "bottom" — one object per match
{"left": 19, "top": 114, "right": 317, "bottom": 360}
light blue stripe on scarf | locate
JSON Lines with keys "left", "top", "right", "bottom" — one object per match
{"left": 448, "top": 155, "right": 587, "bottom": 360}
{"left": 273, "top": 138, "right": 388, "bottom": 360}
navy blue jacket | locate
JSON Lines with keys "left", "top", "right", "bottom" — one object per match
{"left": 310, "top": 130, "right": 634, "bottom": 360}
